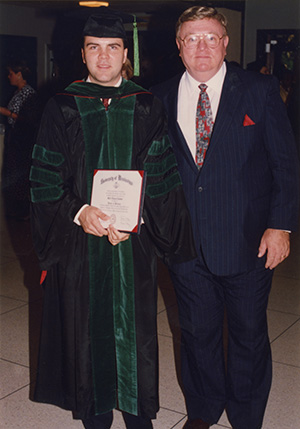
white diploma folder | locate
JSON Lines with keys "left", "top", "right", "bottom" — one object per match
{"left": 90, "top": 169, "right": 146, "bottom": 234}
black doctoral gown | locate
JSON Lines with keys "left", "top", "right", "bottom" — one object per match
{"left": 30, "top": 79, "right": 196, "bottom": 420}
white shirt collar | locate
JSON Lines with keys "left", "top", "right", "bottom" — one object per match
{"left": 184, "top": 61, "right": 227, "bottom": 94}
{"left": 86, "top": 76, "right": 123, "bottom": 87}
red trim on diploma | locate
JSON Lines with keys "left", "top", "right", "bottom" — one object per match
{"left": 133, "top": 170, "right": 146, "bottom": 233}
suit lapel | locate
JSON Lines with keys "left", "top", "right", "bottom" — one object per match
{"left": 165, "top": 76, "right": 199, "bottom": 173}
{"left": 202, "top": 67, "right": 243, "bottom": 169}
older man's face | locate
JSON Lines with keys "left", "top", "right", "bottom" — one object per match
{"left": 176, "top": 18, "right": 229, "bottom": 82}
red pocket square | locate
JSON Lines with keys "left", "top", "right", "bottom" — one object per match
{"left": 243, "top": 114, "right": 255, "bottom": 126}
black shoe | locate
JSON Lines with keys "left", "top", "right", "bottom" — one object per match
{"left": 122, "top": 411, "right": 153, "bottom": 429}
{"left": 182, "top": 418, "right": 210, "bottom": 429}
{"left": 82, "top": 412, "right": 113, "bottom": 429}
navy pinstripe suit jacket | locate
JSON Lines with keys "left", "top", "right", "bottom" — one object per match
{"left": 152, "top": 63, "right": 300, "bottom": 276}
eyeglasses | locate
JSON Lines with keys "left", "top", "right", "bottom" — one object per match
{"left": 178, "top": 33, "right": 226, "bottom": 49}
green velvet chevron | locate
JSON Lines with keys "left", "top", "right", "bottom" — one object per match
{"left": 30, "top": 185, "right": 64, "bottom": 203}
{"left": 30, "top": 166, "right": 63, "bottom": 186}
{"left": 144, "top": 137, "right": 182, "bottom": 198}
{"left": 30, "top": 145, "right": 65, "bottom": 203}
{"left": 32, "top": 144, "right": 65, "bottom": 166}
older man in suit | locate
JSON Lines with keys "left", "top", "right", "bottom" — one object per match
{"left": 152, "top": 6, "right": 299, "bottom": 429}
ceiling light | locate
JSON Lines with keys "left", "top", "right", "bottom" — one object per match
{"left": 79, "top": 1, "right": 109, "bottom": 7}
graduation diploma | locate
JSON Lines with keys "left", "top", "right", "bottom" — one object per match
{"left": 90, "top": 169, "right": 146, "bottom": 234}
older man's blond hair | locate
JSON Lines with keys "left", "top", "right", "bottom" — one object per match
{"left": 175, "top": 6, "right": 228, "bottom": 38}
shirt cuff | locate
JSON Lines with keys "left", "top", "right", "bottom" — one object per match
{"left": 74, "top": 204, "right": 89, "bottom": 225}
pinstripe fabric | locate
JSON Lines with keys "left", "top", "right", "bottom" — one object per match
{"left": 151, "top": 63, "right": 300, "bottom": 428}
{"left": 152, "top": 64, "right": 300, "bottom": 277}
{"left": 169, "top": 256, "right": 273, "bottom": 426}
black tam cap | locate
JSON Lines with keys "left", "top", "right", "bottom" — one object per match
{"left": 83, "top": 12, "right": 126, "bottom": 40}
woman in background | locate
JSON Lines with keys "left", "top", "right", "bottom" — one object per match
{"left": 0, "top": 60, "right": 38, "bottom": 219}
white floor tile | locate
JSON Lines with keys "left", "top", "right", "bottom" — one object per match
{"left": 263, "top": 362, "right": 300, "bottom": 428}
{"left": 271, "top": 319, "right": 300, "bottom": 367}
{"left": 0, "top": 296, "right": 27, "bottom": 315}
{"left": 267, "top": 309, "right": 299, "bottom": 342}
{"left": 0, "top": 385, "right": 83, "bottom": 428}
{"left": 1, "top": 304, "right": 30, "bottom": 366}
{"left": 216, "top": 410, "right": 232, "bottom": 427}
{"left": 157, "top": 286, "right": 177, "bottom": 314}
{"left": 0, "top": 258, "right": 42, "bottom": 302}
{"left": 0, "top": 260, "right": 28, "bottom": 301}
{"left": 268, "top": 275, "right": 300, "bottom": 316}
{"left": 158, "top": 334, "right": 186, "bottom": 414}
{"left": 153, "top": 408, "right": 186, "bottom": 429}
{"left": 157, "top": 304, "right": 181, "bottom": 339}
{"left": 0, "top": 360, "right": 29, "bottom": 399}
{"left": 106, "top": 410, "right": 125, "bottom": 429}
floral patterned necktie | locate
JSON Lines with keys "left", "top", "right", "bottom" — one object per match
{"left": 195, "top": 84, "right": 213, "bottom": 168}
{"left": 102, "top": 98, "right": 109, "bottom": 111}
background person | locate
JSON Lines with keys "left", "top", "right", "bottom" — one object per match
{"left": 152, "top": 6, "right": 299, "bottom": 429}
{"left": 0, "top": 60, "right": 38, "bottom": 219}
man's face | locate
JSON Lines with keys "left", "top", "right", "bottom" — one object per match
{"left": 176, "top": 18, "right": 229, "bottom": 82}
{"left": 81, "top": 36, "right": 127, "bottom": 86}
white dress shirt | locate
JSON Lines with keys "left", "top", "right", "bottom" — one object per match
{"left": 177, "top": 61, "right": 227, "bottom": 159}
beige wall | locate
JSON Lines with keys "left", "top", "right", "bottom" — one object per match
{"left": 220, "top": 8, "right": 242, "bottom": 65}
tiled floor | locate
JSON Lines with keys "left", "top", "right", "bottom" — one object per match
{"left": 1, "top": 198, "right": 300, "bottom": 428}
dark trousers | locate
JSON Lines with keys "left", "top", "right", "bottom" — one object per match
{"left": 82, "top": 411, "right": 153, "bottom": 429}
{"left": 170, "top": 256, "right": 273, "bottom": 429}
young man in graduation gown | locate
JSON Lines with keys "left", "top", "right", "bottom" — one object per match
{"left": 30, "top": 9, "right": 196, "bottom": 429}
